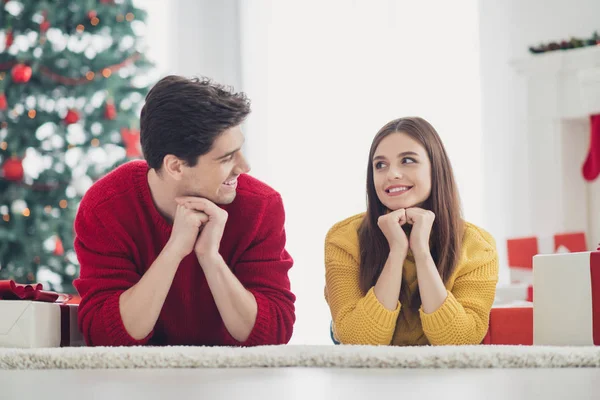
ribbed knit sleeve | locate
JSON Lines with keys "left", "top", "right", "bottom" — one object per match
{"left": 73, "top": 204, "right": 153, "bottom": 347}
{"left": 325, "top": 216, "right": 400, "bottom": 345}
{"left": 420, "top": 224, "right": 499, "bottom": 345}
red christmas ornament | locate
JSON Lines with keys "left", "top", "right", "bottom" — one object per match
{"left": 88, "top": 10, "right": 97, "bottom": 19}
{"left": 104, "top": 102, "right": 117, "bottom": 120}
{"left": 2, "top": 157, "right": 24, "bottom": 181}
{"left": 0, "top": 93, "right": 7, "bottom": 111}
{"left": 5, "top": 29, "right": 13, "bottom": 48}
{"left": 64, "top": 109, "right": 80, "bottom": 125}
{"left": 40, "top": 21, "right": 50, "bottom": 33}
{"left": 121, "top": 128, "right": 141, "bottom": 158}
{"left": 54, "top": 236, "right": 64, "bottom": 256}
{"left": 11, "top": 64, "right": 32, "bottom": 83}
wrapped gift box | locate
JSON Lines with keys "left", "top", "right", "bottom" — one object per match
{"left": 482, "top": 303, "right": 533, "bottom": 345}
{"left": 0, "top": 281, "right": 85, "bottom": 348}
{"left": 533, "top": 249, "right": 600, "bottom": 346}
{"left": 494, "top": 282, "right": 533, "bottom": 305}
{"left": 507, "top": 232, "right": 587, "bottom": 301}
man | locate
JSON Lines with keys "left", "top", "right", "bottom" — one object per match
{"left": 73, "top": 76, "right": 295, "bottom": 346}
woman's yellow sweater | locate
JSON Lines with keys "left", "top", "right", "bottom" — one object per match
{"left": 324, "top": 213, "right": 499, "bottom": 346}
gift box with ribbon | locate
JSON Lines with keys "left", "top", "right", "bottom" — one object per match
{"left": 506, "top": 232, "right": 587, "bottom": 302}
{"left": 0, "top": 280, "right": 85, "bottom": 348}
{"left": 533, "top": 246, "right": 600, "bottom": 346}
{"left": 482, "top": 304, "right": 533, "bottom": 345}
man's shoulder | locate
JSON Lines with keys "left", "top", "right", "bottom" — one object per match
{"left": 235, "top": 174, "right": 280, "bottom": 201}
{"left": 81, "top": 160, "right": 147, "bottom": 209}
{"left": 223, "top": 174, "right": 284, "bottom": 224}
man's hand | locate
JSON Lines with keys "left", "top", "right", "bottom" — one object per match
{"left": 165, "top": 203, "right": 209, "bottom": 261}
{"left": 175, "top": 197, "right": 228, "bottom": 264}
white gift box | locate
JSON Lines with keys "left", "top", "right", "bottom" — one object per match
{"left": 0, "top": 301, "right": 84, "bottom": 348}
{"left": 494, "top": 282, "right": 532, "bottom": 305}
{"left": 507, "top": 232, "right": 587, "bottom": 285}
{"left": 533, "top": 250, "right": 600, "bottom": 346}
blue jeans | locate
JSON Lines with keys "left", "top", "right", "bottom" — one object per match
{"left": 330, "top": 321, "right": 340, "bottom": 345}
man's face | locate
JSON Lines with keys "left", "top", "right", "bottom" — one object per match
{"left": 178, "top": 125, "right": 250, "bottom": 204}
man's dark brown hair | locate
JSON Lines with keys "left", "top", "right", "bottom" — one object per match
{"left": 140, "top": 75, "right": 251, "bottom": 170}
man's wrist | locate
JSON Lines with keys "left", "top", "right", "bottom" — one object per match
{"left": 196, "top": 251, "right": 225, "bottom": 269}
{"left": 163, "top": 241, "right": 185, "bottom": 263}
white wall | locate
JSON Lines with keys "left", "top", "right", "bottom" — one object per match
{"left": 239, "top": 0, "right": 482, "bottom": 344}
{"left": 479, "top": 0, "right": 600, "bottom": 283}
{"left": 142, "top": 0, "right": 241, "bottom": 87}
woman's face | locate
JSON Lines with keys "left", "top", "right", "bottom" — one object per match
{"left": 372, "top": 132, "right": 432, "bottom": 211}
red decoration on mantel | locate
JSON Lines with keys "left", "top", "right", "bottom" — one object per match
{"left": 583, "top": 114, "right": 600, "bottom": 182}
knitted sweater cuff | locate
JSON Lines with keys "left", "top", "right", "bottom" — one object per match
{"left": 361, "top": 287, "right": 401, "bottom": 329}
{"left": 103, "top": 292, "right": 153, "bottom": 346}
{"left": 419, "top": 290, "right": 461, "bottom": 334}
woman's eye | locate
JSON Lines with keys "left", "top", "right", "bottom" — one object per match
{"left": 375, "top": 162, "right": 386, "bottom": 169}
{"left": 402, "top": 157, "right": 416, "bottom": 164}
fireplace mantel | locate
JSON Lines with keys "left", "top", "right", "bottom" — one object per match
{"left": 512, "top": 45, "right": 600, "bottom": 249}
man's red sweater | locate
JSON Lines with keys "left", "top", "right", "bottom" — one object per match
{"left": 73, "top": 160, "right": 295, "bottom": 346}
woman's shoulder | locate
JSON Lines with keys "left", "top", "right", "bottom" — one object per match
{"left": 326, "top": 213, "right": 365, "bottom": 243}
{"left": 462, "top": 221, "right": 496, "bottom": 249}
{"left": 455, "top": 221, "right": 498, "bottom": 275}
{"left": 325, "top": 213, "right": 365, "bottom": 261}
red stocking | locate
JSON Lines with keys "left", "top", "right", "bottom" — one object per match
{"left": 583, "top": 114, "right": 600, "bottom": 181}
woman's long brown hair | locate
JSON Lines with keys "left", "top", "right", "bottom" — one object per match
{"left": 358, "top": 117, "right": 463, "bottom": 310}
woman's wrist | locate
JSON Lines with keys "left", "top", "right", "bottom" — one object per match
{"left": 388, "top": 246, "right": 408, "bottom": 260}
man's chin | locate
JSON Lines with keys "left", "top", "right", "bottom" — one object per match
{"left": 215, "top": 193, "right": 237, "bottom": 205}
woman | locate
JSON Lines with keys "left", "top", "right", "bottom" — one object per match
{"left": 324, "top": 117, "right": 498, "bottom": 346}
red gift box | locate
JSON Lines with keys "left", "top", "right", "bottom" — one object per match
{"left": 507, "top": 232, "right": 587, "bottom": 301}
{"left": 482, "top": 305, "right": 533, "bottom": 345}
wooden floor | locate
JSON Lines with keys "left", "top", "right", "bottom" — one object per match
{"left": 1, "top": 367, "right": 599, "bottom": 400}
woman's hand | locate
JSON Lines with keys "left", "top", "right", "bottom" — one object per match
{"left": 377, "top": 209, "right": 409, "bottom": 255}
{"left": 405, "top": 207, "right": 435, "bottom": 258}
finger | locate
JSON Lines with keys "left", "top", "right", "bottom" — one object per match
{"left": 177, "top": 198, "right": 218, "bottom": 214}
{"left": 192, "top": 213, "right": 205, "bottom": 228}
{"left": 182, "top": 206, "right": 209, "bottom": 221}
{"left": 197, "top": 211, "right": 209, "bottom": 224}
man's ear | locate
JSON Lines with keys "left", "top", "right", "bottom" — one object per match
{"left": 163, "top": 155, "right": 185, "bottom": 181}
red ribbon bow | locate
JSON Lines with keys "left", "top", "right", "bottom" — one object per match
{"left": 0, "top": 280, "right": 72, "bottom": 303}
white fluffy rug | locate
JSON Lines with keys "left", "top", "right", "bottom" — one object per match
{"left": 1, "top": 345, "right": 599, "bottom": 369}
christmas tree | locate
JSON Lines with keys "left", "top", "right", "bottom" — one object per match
{"left": 0, "top": 0, "right": 155, "bottom": 293}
